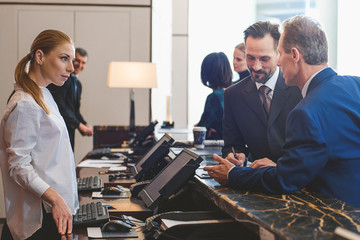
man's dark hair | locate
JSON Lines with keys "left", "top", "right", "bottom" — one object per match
{"left": 75, "top": 47, "right": 88, "bottom": 57}
{"left": 244, "top": 21, "right": 280, "bottom": 50}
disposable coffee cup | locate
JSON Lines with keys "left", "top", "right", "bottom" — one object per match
{"left": 193, "top": 127, "right": 207, "bottom": 149}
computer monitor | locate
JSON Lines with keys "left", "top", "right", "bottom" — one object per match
{"left": 130, "top": 133, "right": 175, "bottom": 181}
{"left": 139, "top": 148, "right": 203, "bottom": 210}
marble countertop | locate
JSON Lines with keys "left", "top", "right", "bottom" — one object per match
{"left": 190, "top": 175, "right": 360, "bottom": 240}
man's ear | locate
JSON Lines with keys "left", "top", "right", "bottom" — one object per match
{"left": 291, "top": 47, "right": 301, "bottom": 63}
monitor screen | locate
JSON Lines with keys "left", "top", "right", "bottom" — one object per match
{"left": 130, "top": 133, "right": 174, "bottom": 181}
{"left": 139, "top": 148, "right": 203, "bottom": 210}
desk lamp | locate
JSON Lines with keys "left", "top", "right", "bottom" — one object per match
{"left": 107, "top": 61, "right": 157, "bottom": 138}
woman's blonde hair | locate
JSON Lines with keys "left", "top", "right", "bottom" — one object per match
{"left": 14, "top": 29, "right": 72, "bottom": 114}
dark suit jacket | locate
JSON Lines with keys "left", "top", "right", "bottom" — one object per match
{"left": 228, "top": 68, "right": 360, "bottom": 208}
{"left": 222, "top": 71, "right": 302, "bottom": 162}
{"left": 47, "top": 75, "right": 86, "bottom": 149}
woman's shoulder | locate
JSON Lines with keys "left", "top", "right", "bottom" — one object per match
{"left": 5, "top": 89, "right": 39, "bottom": 115}
{"left": 205, "top": 89, "right": 224, "bottom": 103}
{"left": 10, "top": 89, "right": 36, "bottom": 104}
{"left": 213, "top": 89, "right": 225, "bottom": 98}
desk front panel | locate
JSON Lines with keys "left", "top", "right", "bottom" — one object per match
{"left": 191, "top": 177, "right": 360, "bottom": 240}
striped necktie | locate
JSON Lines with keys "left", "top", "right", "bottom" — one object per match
{"left": 259, "top": 85, "right": 272, "bottom": 116}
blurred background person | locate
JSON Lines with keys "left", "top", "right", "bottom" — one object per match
{"left": 196, "top": 52, "right": 232, "bottom": 140}
{"left": 232, "top": 43, "right": 249, "bottom": 84}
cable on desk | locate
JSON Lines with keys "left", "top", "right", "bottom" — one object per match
{"left": 109, "top": 214, "right": 145, "bottom": 230}
{"left": 109, "top": 215, "right": 144, "bottom": 224}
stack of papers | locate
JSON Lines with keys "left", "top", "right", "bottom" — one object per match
{"left": 77, "top": 159, "right": 126, "bottom": 170}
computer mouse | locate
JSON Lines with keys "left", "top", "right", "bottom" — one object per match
{"left": 101, "top": 186, "right": 124, "bottom": 195}
{"left": 102, "top": 220, "right": 132, "bottom": 232}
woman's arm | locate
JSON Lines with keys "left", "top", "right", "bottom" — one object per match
{"left": 42, "top": 188, "right": 73, "bottom": 235}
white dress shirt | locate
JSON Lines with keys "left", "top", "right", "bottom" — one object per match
{"left": 255, "top": 66, "right": 279, "bottom": 100}
{"left": 0, "top": 84, "right": 79, "bottom": 240}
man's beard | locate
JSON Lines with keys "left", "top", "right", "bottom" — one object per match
{"left": 250, "top": 68, "right": 274, "bottom": 84}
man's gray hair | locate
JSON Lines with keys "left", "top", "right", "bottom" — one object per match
{"left": 282, "top": 15, "right": 328, "bottom": 65}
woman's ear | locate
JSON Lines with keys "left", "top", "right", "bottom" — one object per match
{"left": 35, "top": 49, "right": 44, "bottom": 66}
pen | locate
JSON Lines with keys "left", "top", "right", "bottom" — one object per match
{"left": 231, "top": 147, "right": 237, "bottom": 160}
{"left": 99, "top": 170, "right": 123, "bottom": 175}
{"left": 232, "top": 147, "right": 247, "bottom": 167}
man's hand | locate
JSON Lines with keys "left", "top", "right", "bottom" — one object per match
{"left": 85, "top": 123, "right": 93, "bottom": 136}
{"left": 249, "top": 158, "right": 276, "bottom": 168}
{"left": 79, "top": 123, "right": 93, "bottom": 136}
{"left": 203, "top": 154, "right": 235, "bottom": 186}
{"left": 225, "top": 152, "right": 246, "bottom": 166}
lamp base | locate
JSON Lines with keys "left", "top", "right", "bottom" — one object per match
{"left": 129, "top": 88, "right": 136, "bottom": 138}
{"left": 161, "top": 121, "right": 174, "bottom": 129}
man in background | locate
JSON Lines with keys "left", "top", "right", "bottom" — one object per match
{"left": 48, "top": 47, "right": 93, "bottom": 151}
{"left": 222, "top": 21, "right": 302, "bottom": 167}
{"left": 205, "top": 15, "right": 360, "bottom": 208}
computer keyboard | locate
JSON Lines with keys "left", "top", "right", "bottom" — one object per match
{"left": 77, "top": 176, "right": 103, "bottom": 192}
{"left": 73, "top": 202, "right": 110, "bottom": 227}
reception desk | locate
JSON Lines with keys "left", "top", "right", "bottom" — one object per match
{"left": 190, "top": 173, "right": 360, "bottom": 239}
{"left": 73, "top": 146, "right": 360, "bottom": 239}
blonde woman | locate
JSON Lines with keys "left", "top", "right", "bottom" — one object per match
{"left": 0, "top": 30, "right": 79, "bottom": 239}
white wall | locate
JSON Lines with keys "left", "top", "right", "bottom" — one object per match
{"left": 151, "top": 0, "right": 173, "bottom": 127}
{"left": 337, "top": 0, "right": 360, "bottom": 76}
{"left": 306, "top": 0, "right": 338, "bottom": 71}
{"left": 172, "top": 0, "right": 189, "bottom": 130}
{"left": 188, "top": 0, "right": 256, "bottom": 127}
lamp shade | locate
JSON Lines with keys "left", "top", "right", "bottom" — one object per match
{"left": 107, "top": 61, "right": 157, "bottom": 89}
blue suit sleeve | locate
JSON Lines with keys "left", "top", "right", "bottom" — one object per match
{"left": 228, "top": 107, "right": 328, "bottom": 194}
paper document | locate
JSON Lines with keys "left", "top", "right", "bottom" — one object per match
{"left": 108, "top": 166, "right": 127, "bottom": 171}
{"left": 77, "top": 159, "right": 124, "bottom": 168}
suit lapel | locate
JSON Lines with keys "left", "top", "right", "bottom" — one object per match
{"left": 307, "top": 67, "right": 336, "bottom": 95}
{"left": 268, "top": 73, "right": 287, "bottom": 127}
{"left": 241, "top": 78, "right": 268, "bottom": 126}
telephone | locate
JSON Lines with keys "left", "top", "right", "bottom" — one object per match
{"left": 129, "top": 180, "right": 151, "bottom": 197}
{"left": 144, "top": 210, "right": 234, "bottom": 240}
{"left": 129, "top": 120, "right": 158, "bottom": 149}
{"left": 145, "top": 211, "right": 184, "bottom": 230}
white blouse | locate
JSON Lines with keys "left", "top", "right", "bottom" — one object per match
{"left": 0, "top": 84, "right": 79, "bottom": 240}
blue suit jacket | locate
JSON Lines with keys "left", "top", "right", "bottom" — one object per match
{"left": 229, "top": 68, "right": 360, "bottom": 208}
